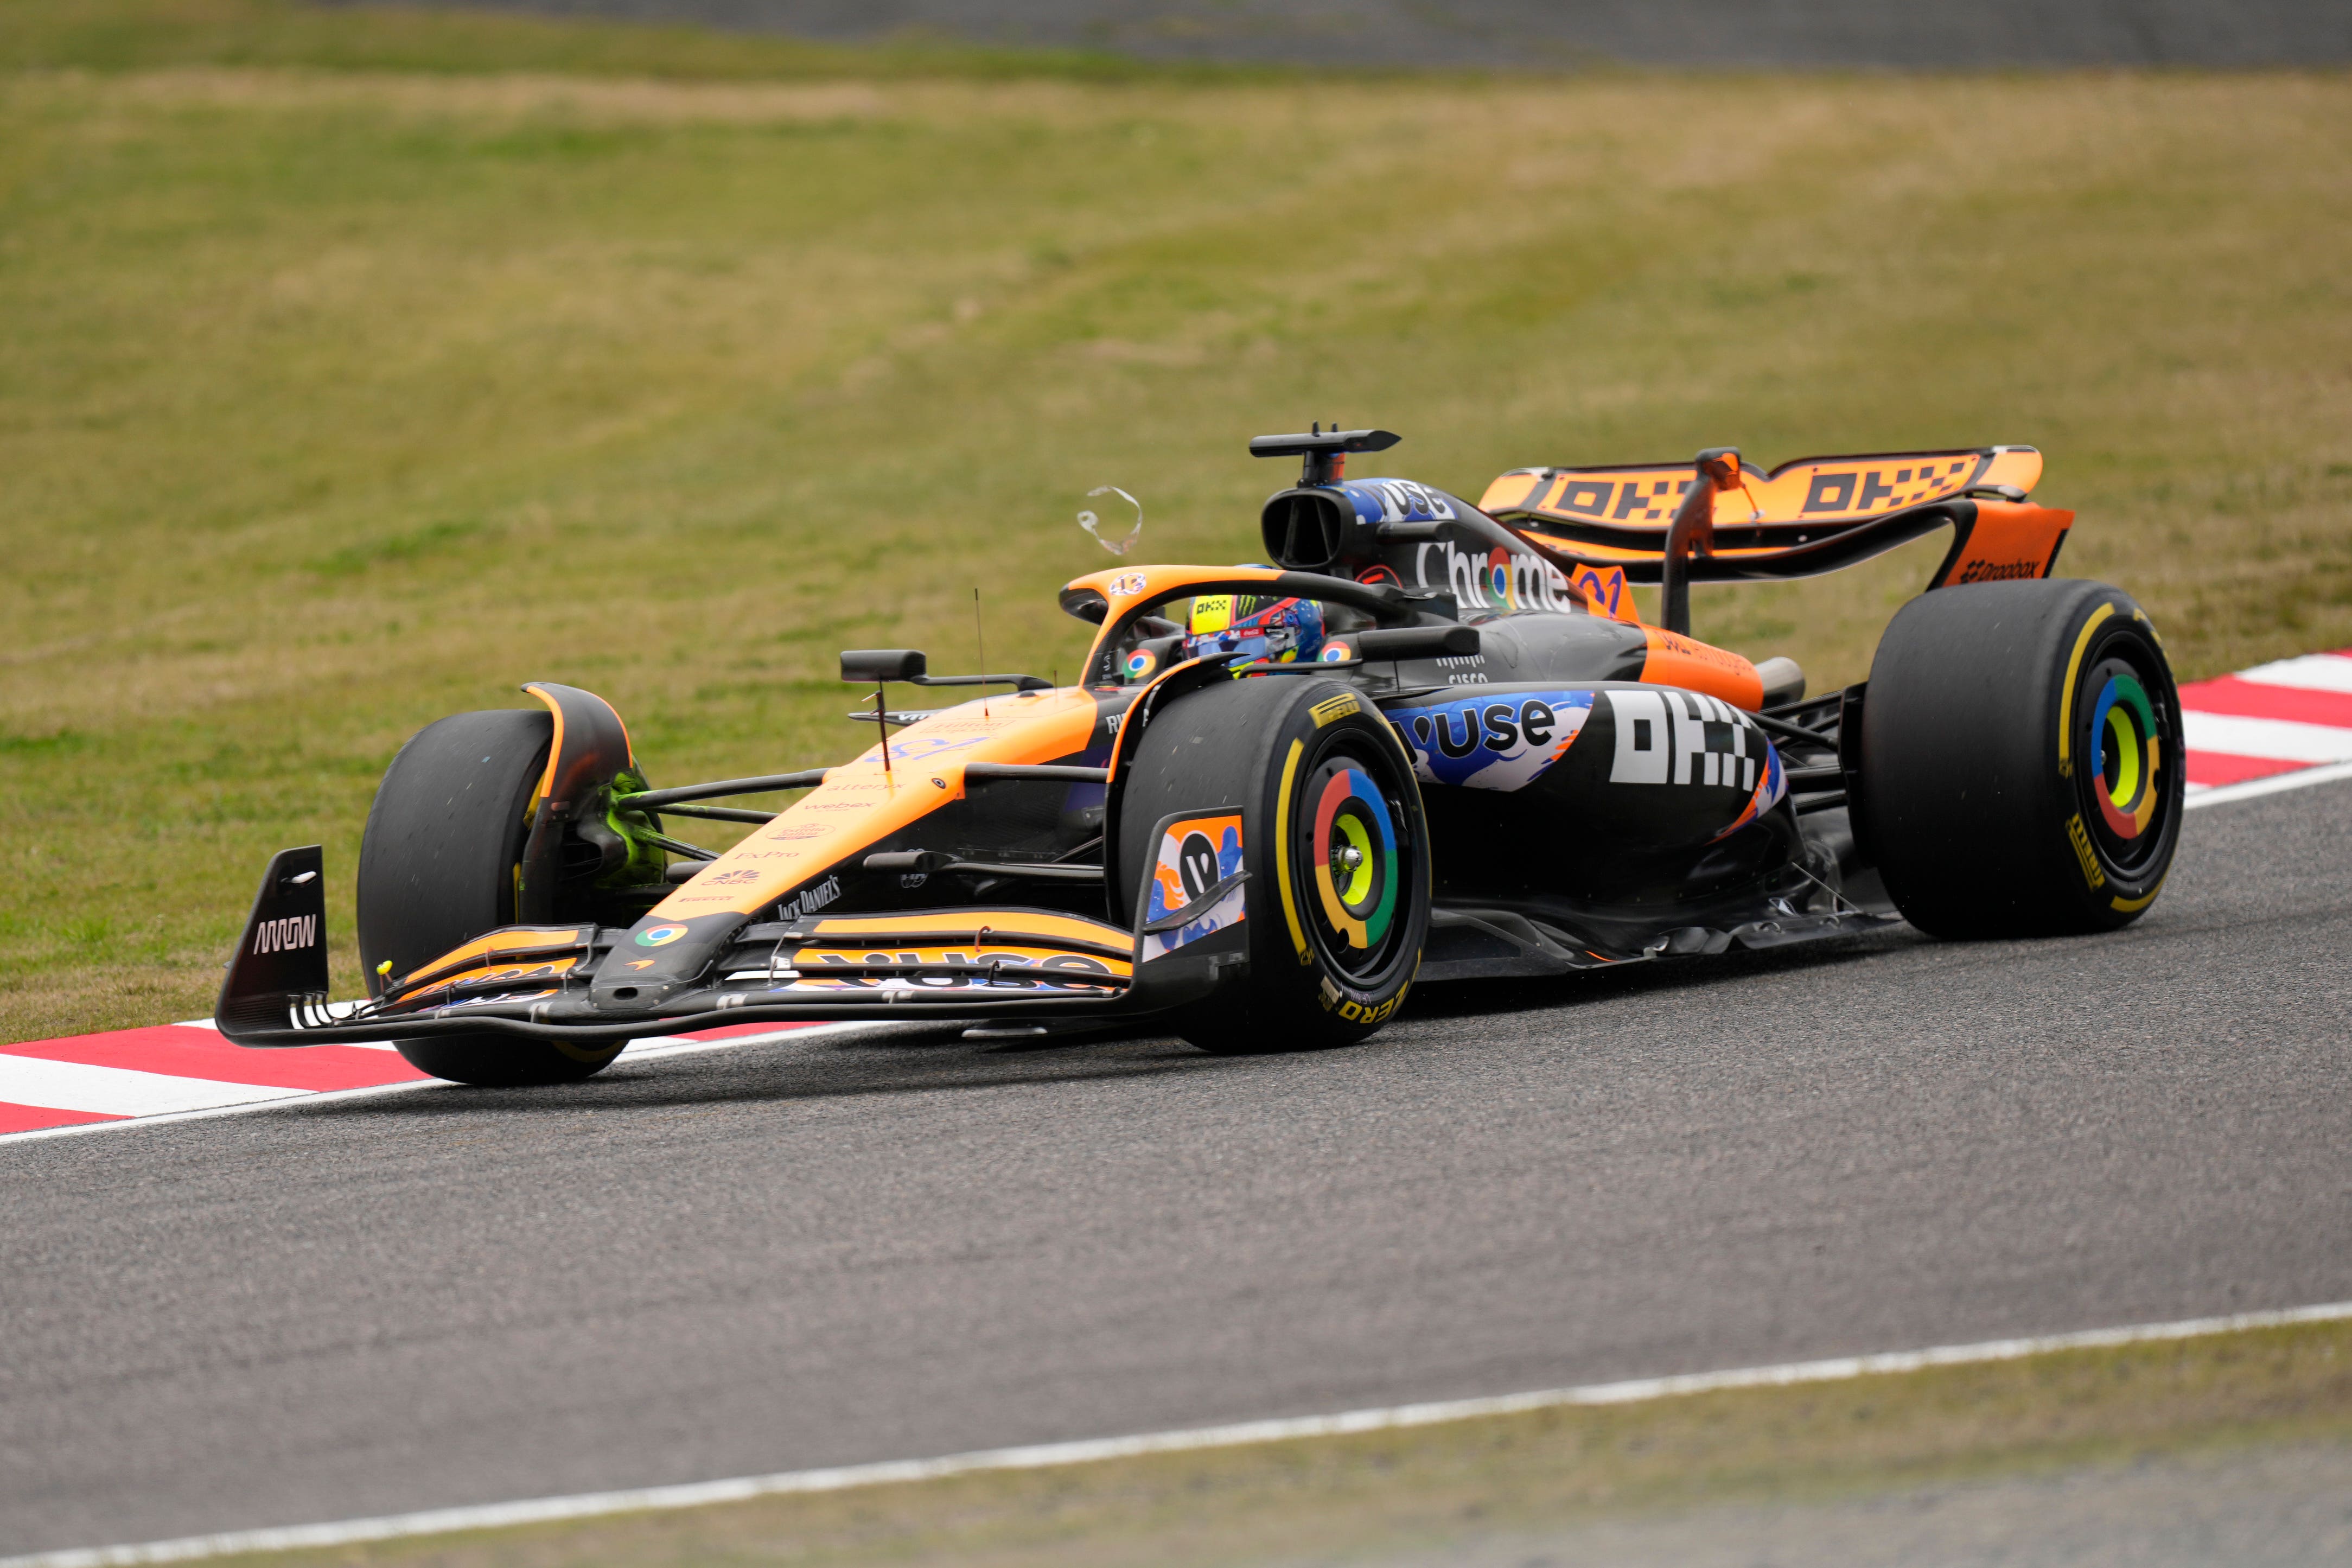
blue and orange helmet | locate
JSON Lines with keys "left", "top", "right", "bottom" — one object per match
{"left": 1185, "top": 591, "right": 1325, "bottom": 665}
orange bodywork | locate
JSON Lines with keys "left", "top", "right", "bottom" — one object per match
{"left": 1639, "top": 628, "right": 1765, "bottom": 711}
{"left": 1931, "top": 499, "right": 2074, "bottom": 588}
{"left": 780, "top": 909, "right": 1132, "bottom": 989}
{"left": 524, "top": 680, "right": 635, "bottom": 801}
{"left": 389, "top": 926, "right": 590, "bottom": 999}
{"left": 646, "top": 689, "right": 1106, "bottom": 923}
{"left": 744, "top": 909, "right": 1133, "bottom": 996}
{"left": 793, "top": 909, "right": 1129, "bottom": 949}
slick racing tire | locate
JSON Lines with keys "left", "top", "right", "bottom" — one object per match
{"left": 1856, "top": 579, "right": 2183, "bottom": 939}
{"left": 357, "top": 708, "right": 623, "bottom": 1087}
{"left": 1117, "top": 675, "right": 1430, "bottom": 1054}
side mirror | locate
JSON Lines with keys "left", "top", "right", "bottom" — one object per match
{"left": 1355, "top": 624, "right": 1480, "bottom": 660}
{"left": 840, "top": 649, "right": 927, "bottom": 684}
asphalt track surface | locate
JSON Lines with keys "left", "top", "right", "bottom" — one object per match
{"left": 5, "top": 779, "right": 2350, "bottom": 1556}
{"left": 386, "top": 0, "right": 2352, "bottom": 68}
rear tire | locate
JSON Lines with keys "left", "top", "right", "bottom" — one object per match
{"left": 1857, "top": 579, "right": 2183, "bottom": 938}
{"left": 357, "top": 709, "right": 624, "bottom": 1087}
{"left": 1117, "top": 676, "right": 1430, "bottom": 1054}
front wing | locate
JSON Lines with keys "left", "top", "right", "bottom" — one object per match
{"left": 214, "top": 847, "right": 1240, "bottom": 1048}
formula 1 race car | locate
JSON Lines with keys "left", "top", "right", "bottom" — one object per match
{"left": 219, "top": 429, "right": 2184, "bottom": 1084}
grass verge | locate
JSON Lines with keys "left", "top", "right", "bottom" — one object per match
{"left": 1, "top": 5, "right": 2348, "bottom": 1039}
{"left": 174, "top": 1319, "right": 2352, "bottom": 1567}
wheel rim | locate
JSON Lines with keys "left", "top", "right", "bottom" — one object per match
{"left": 2075, "top": 647, "right": 2176, "bottom": 874}
{"left": 1296, "top": 747, "right": 1414, "bottom": 985}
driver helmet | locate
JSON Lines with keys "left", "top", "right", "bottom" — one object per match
{"left": 1185, "top": 589, "right": 1325, "bottom": 665}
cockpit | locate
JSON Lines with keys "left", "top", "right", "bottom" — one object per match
{"left": 1063, "top": 570, "right": 1388, "bottom": 690}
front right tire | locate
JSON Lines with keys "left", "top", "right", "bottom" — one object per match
{"left": 1116, "top": 674, "right": 1430, "bottom": 1054}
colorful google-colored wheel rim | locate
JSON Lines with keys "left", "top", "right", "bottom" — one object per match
{"left": 2076, "top": 651, "right": 2176, "bottom": 870}
{"left": 1298, "top": 754, "right": 1408, "bottom": 983}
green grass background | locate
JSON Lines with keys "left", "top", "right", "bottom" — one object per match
{"left": 4, "top": 2, "right": 2349, "bottom": 1040}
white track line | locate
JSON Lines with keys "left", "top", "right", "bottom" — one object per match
{"left": 0, "top": 1023, "right": 881, "bottom": 1149}
{"left": 2233, "top": 651, "right": 2352, "bottom": 693}
{"left": 2181, "top": 711, "right": 2352, "bottom": 765}
{"left": 2182, "top": 757, "right": 2352, "bottom": 810}
{"left": 0, "top": 1059, "right": 313, "bottom": 1118}
{"left": 10, "top": 1299, "right": 2348, "bottom": 1568}
{"left": 0, "top": 1076, "right": 426, "bottom": 1147}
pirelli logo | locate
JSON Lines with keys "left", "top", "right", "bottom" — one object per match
{"left": 252, "top": 914, "right": 319, "bottom": 954}
{"left": 2066, "top": 813, "right": 2106, "bottom": 889}
{"left": 1310, "top": 692, "right": 1362, "bottom": 728}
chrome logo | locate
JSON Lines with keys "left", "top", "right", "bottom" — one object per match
{"left": 634, "top": 923, "right": 689, "bottom": 948}
{"left": 1125, "top": 648, "right": 1157, "bottom": 680}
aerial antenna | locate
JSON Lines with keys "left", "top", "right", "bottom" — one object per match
{"left": 974, "top": 588, "right": 990, "bottom": 719}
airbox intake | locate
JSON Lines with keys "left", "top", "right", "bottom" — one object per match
{"left": 1260, "top": 488, "right": 1361, "bottom": 573}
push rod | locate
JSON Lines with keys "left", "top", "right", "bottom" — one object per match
{"left": 1749, "top": 711, "right": 1839, "bottom": 750}
{"left": 642, "top": 830, "right": 720, "bottom": 862}
{"left": 616, "top": 770, "right": 829, "bottom": 810}
{"left": 653, "top": 804, "right": 776, "bottom": 825}
{"left": 963, "top": 762, "right": 1111, "bottom": 784}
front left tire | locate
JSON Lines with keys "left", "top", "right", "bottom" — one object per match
{"left": 357, "top": 708, "right": 625, "bottom": 1087}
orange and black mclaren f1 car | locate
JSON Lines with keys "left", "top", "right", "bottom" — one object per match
{"left": 219, "top": 429, "right": 2184, "bottom": 1084}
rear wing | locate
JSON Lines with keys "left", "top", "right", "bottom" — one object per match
{"left": 1480, "top": 445, "right": 2073, "bottom": 596}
